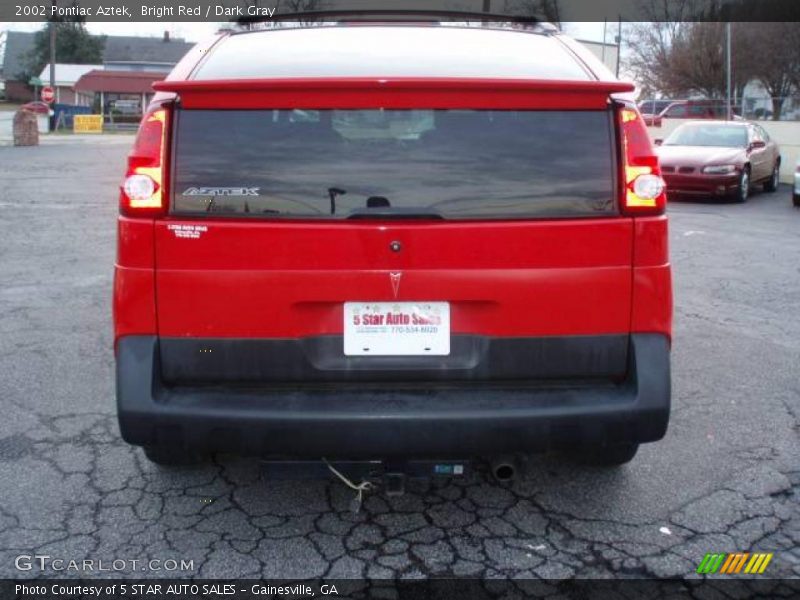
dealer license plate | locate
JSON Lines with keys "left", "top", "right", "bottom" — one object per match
{"left": 344, "top": 302, "right": 450, "bottom": 356}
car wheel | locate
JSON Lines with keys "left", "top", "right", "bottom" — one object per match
{"left": 793, "top": 192, "right": 800, "bottom": 207}
{"left": 570, "top": 443, "right": 639, "bottom": 466}
{"left": 763, "top": 162, "right": 780, "bottom": 193}
{"left": 143, "top": 446, "right": 204, "bottom": 466}
{"left": 734, "top": 167, "right": 750, "bottom": 203}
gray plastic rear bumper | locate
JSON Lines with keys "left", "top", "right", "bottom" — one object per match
{"left": 116, "top": 334, "right": 670, "bottom": 458}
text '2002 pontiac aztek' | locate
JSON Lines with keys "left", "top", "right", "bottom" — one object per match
{"left": 114, "top": 13, "right": 672, "bottom": 477}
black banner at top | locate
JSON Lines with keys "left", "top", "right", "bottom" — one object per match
{"left": 2, "top": 0, "right": 800, "bottom": 23}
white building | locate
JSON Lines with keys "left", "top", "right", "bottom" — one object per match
{"left": 34, "top": 64, "right": 103, "bottom": 105}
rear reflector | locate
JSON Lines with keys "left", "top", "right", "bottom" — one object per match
{"left": 120, "top": 108, "right": 168, "bottom": 216}
{"left": 620, "top": 107, "right": 666, "bottom": 215}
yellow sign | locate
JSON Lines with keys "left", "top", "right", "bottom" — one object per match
{"left": 73, "top": 115, "right": 103, "bottom": 133}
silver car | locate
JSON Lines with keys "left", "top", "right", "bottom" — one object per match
{"left": 794, "top": 157, "right": 800, "bottom": 207}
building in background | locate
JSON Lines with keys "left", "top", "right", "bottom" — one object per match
{"left": 576, "top": 39, "right": 620, "bottom": 75}
{"left": 0, "top": 31, "right": 36, "bottom": 101}
{"left": 101, "top": 32, "right": 194, "bottom": 72}
{"left": 31, "top": 64, "right": 103, "bottom": 105}
{"left": 73, "top": 70, "right": 167, "bottom": 116}
{"left": 0, "top": 30, "right": 193, "bottom": 103}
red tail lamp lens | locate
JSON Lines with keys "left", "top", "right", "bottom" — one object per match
{"left": 120, "top": 109, "right": 168, "bottom": 216}
{"left": 620, "top": 107, "right": 666, "bottom": 215}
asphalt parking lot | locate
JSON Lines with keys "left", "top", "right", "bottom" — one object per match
{"left": 0, "top": 135, "right": 798, "bottom": 580}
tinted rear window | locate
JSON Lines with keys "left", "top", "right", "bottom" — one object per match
{"left": 172, "top": 109, "right": 616, "bottom": 219}
{"left": 194, "top": 28, "right": 592, "bottom": 81}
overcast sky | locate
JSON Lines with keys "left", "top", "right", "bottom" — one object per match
{"left": 1, "top": 21, "right": 609, "bottom": 44}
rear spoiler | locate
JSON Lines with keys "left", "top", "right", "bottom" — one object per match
{"left": 153, "top": 78, "right": 635, "bottom": 110}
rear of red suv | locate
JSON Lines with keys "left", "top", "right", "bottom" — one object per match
{"left": 114, "top": 19, "right": 671, "bottom": 469}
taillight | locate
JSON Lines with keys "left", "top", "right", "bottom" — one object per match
{"left": 120, "top": 107, "right": 168, "bottom": 217}
{"left": 619, "top": 106, "right": 666, "bottom": 215}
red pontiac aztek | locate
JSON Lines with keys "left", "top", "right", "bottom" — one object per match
{"left": 114, "top": 12, "right": 672, "bottom": 478}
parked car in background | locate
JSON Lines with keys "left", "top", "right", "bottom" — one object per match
{"left": 20, "top": 101, "right": 51, "bottom": 115}
{"left": 794, "top": 158, "right": 800, "bottom": 207}
{"left": 644, "top": 100, "right": 740, "bottom": 127}
{"left": 639, "top": 99, "right": 671, "bottom": 123}
{"left": 655, "top": 121, "right": 780, "bottom": 202}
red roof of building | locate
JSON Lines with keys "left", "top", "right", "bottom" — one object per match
{"left": 74, "top": 70, "right": 166, "bottom": 94}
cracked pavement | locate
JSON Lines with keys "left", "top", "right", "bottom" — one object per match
{"left": 0, "top": 136, "right": 798, "bottom": 580}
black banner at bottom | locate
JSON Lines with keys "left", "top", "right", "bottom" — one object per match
{"left": 4, "top": 579, "right": 800, "bottom": 600}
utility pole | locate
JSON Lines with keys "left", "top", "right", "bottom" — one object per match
{"left": 726, "top": 22, "right": 732, "bottom": 121}
{"left": 49, "top": 1, "right": 57, "bottom": 131}
{"left": 615, "top": 16, "right": 622, "bottom": 78}
{"left": 602, "top": 19, "right": 607, "bottom": 64}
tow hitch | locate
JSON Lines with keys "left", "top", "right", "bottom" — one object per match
{"left": 383, "top": 472, "right": 406, "bottom": 497}
{"left": 260, "top": 459, "right": 470, "bottom": 506}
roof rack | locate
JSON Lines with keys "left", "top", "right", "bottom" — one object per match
{"left": 237, "top": 9, "right": 542, "bottom": 27}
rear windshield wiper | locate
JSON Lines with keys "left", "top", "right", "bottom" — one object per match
{"left": 346, "top": 207, "right": 445, "bottom": 220}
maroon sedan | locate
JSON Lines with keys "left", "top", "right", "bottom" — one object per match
{"left": 655, "top": 121, "right": 780, "bottom": 202}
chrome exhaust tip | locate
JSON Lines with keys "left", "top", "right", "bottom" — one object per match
{"left": 491, "top": 457, "right": 518, "bottom": 483}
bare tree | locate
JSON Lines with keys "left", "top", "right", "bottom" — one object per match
{"left": 503, "top": 0, "right": 561, "bottom": 26}
{"left": 623, "top": 0, "right": 698, "bottom": 97}
{"left": 624, "top": 1, "right": 777, "bottom": 103}
{"left": 629, "top": 17, "right": 798, "bottom": 118}
{"left": 277, "top": 0, "right": 325, "bottom": 14}
{"left": 663, "top": 22, "right": 731, "bottom": 98}
{"left": 738, "top": 22, "right": 800, "bottom": 119}
{"left": 629, "top": 21, "right": 761, "bottom": 101}
{"left": 241, "top": 0, "right": 326, "bottom": 29}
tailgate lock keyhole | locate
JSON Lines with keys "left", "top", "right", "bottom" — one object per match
{"left": 390, "top": 241, "right": 402, "bottom": 253}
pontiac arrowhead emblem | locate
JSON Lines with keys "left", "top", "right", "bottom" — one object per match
{"left": 389, "top": 272, "right": 402, "bottom": 298}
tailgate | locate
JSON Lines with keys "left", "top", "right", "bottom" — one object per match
{"left": 153, "top": 78, "right": 634, "bottom": 384}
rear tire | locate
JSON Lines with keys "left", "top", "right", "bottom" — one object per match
{"left": 763, "top": 162, "right": 780, "bottom": 193}
{"left": 733, "top": 167, "right": 750, "bottom": 203}
{"left": 572, "top": 443, "right": 640, "bottom": 467}
{"left": 143, "top": 446, "right": 204, "bottom": 467}
{"left": 793, "top": 193, "right": 800, "bottom": 207}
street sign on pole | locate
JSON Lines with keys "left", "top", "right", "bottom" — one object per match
{"left": 41, "top": 86, "right": 55, "bottom": 104}
{"left": 49, "top": 10, "right": 56, "bottom": 130}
